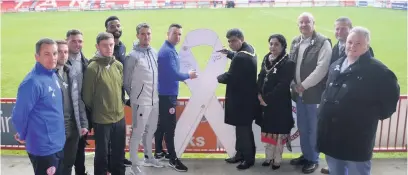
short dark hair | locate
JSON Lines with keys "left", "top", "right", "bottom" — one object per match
{"left": 35, "top": 38, "right": 56, "bottom": 54}
{"left": 226, "top": 28, "right": 244, "bottom": 39}
{"left": 105, "top": 16, "right": 120, "bottom": 28}
{"left": 168, "top": 23, "right": 182, "bottom": 30}
{"left": 66, "top": 29, "right": 83, "bottom": 38}
{"left": 96, "top": 32, "right": 114, "bottom": 44}
{"left": 335, "top": 16, "right": 353, "bottom": 28}
{"left": 55, "top": 40, "right": 67, "bottom": 45}
{"left": 136, "top": 23, "right": 151, "bottom": 34}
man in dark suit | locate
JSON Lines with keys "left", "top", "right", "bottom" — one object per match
{"left": 330, "top": 17, "right": 374, "bottom": 65}
{"left": 321, "top": 17, "right": 375, "bottom": 175}
{"left": 217, "top": 28, "right": 258, "bottom": 170}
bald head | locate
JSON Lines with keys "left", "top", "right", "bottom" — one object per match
{"left": 298, "top": 12, "right": 315, "bottom": 24}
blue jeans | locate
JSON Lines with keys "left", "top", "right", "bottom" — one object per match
{"left": 296, "top": 97, "right": 319, "bottom": 163}
{"left": 326, "top": 155, "right": 371, "bottom": 175}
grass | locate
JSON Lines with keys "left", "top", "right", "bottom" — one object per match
{"left": 1, "top": 7, "right": 407, "bottom": 98}
{"left": 1, "top": 149, "right": 407, "bottom": 159}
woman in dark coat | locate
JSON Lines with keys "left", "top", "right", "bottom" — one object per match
{"left": 257, "top": 34, "right": 295, "bottom": 170}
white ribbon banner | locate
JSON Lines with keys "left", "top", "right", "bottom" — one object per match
{"left": 175, "top": 29, "right": 236, "bottom": 158}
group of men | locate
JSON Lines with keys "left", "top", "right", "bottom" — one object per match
{"left": 11, "top": 11, "right": 400, "bottom": 175}
{"left": 216, "top": 12, "right": 400, "bottom": 175}
{"left": 12, "top": 16, "right": 198, "bottom": 175}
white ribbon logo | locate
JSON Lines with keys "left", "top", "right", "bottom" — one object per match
{"left": 175, "top": 29, "right": 236, "bottom": 158}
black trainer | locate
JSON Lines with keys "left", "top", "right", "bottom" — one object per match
{"left": 290, "top": 155, "right": 307, "bottom": 166}
{"left": 154, "top": 152, "right": 170, "bottom": 160}
{"left": 164, "top": 152, "right": 170, "bottom": 160}
{"left": 124, "top": 158, "right": 132, "bottom": 167}
{"left": 169, "top": 158, "right": 188, "bottom": 172}
{"left": 302, "top": 162, "right": 319, "bottom": 174}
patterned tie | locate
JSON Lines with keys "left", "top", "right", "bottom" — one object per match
{"left": 339, "top": 44, "right": 345, "bottom": 57}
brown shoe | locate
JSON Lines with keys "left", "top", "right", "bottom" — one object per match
{"left": 321, "top": 167, "right": 330, "bottom": 174}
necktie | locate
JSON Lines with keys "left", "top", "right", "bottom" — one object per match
{"left": 339, "top": 44, "right": 345, "bottom": 57}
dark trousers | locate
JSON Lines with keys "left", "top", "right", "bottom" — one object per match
{"left": 107, "top": 116, "right": 128, "bottom": 172}
{"left": 154, "top": 95, "right": 177, "bottom": 159}
{"left": 28, "top": 150, "right": 64, "bottom": 175}
{"left": 62, "top": 125, "right": 80, "bottom": 175}
{"left": 94, "top": 118, "right": 126, "bottom": 175}
{"left": 74, "top": 133, "right": 87, "bottom": 175}
{"left": 235, "top": 125, "right": 255, "bottom": 162}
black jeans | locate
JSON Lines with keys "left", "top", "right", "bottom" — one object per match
{"left": 154, "top": 95, "right": 177, "bottom": 159}
{"left": 28, "top": 150, "right": 64, "bottom": 175}
{"left": 235, "top": 125, "right": 255, "bottom": 162}
{"left": 62, "top": 123, "right": 80, "bottom": 175}
{"left": 94, "top": 118, "right": 126, "bottom": 175}
{"left": 74, "top": 133, "right": 87, "bottom": 175}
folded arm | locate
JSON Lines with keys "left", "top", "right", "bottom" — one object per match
{"left": 301, "top": 40, "right": 332, "bottom": 89}
{"left": 266, "top": 61, "right": 296, "bottom": 102}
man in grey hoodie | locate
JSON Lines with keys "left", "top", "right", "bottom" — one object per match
{"left": 124, "top": 23, "right": 165, "bottom": 174}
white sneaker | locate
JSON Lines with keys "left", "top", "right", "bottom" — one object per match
{"left": 131, "top": 159, "right": 144, "bottom": 166}
{"left": 130, "top": 165, "right": 144, "bottom": 175}
{"left": 144, "top": 158, "right": 165, "bottom": 168}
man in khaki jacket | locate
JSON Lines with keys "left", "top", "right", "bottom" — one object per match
{"left": 82, "top": 32, "right": 126, "bottom": 175}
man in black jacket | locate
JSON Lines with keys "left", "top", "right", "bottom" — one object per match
{"left": 321, "top": 17, "right": 375, "bottom": 174}
{"left": 317, "top": 26, "right": 399, "bottom": 175}
{"left": 217, "top": 28, "right": 258, "bottom": 170}
{"left": 65, "top": 29, "right": 91, "bottom": 175}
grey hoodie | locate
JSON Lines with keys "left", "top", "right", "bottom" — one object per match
{"left": 123, "top": 42, "right": 159, "bottom": 106}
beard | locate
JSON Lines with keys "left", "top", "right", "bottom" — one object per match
{"left": 111, "top": 30, "right": 122, "bottom": 39}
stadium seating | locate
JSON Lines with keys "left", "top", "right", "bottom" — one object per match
{"left": 14, "top": 0, "right": 33, "bottom": 9}
{"left": 1, "top": 0, "right": 134, "bottom": 10}
{"left": 1, "top": 0, "right": 17, "bottom": 11}
{"left": 1, "top": 0, "right": 402, "bottom": 12}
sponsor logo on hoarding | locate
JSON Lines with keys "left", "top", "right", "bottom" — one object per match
{"left": 391, "top": 2, "right": 407, "bottom": 10}
{"left": 358, "top": 1, "right": 368, "bottom": 7}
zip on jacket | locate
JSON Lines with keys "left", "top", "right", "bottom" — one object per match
{"left": 157, "top": 40, "right": 190, "bottom": 96}
{"left": 82, "top": 53, "right": 124, "bottom": 124}
{"left": 124, "top": 42, "right": 159, "bottom": 106}
{"left": 12, "top": 62, "right": 65, "bottom": 156}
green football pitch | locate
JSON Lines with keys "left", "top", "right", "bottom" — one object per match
{"left": 1, "top": 7, "right": 406, "bottom": 98}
